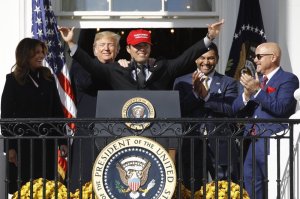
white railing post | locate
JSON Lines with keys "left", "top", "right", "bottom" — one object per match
{"left": 279, "top": 88, "right": 300, "bottom": 199}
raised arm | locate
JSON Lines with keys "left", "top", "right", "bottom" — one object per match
{"left": 207, "top": 19, "right": 225, "bottom": 41}
{"left": 58, "top": 26, "right": 76, "bottom": 49}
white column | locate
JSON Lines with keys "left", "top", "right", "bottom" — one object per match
{"left": 0, "top": 0, "right": 31, "bottom": 197}
{"left": 280, "top": 0, "right": 300, "bottom": 79}
{"left": 218, "top": 0, "right": 239, "bottom": 74}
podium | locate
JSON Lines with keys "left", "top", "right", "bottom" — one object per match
{"left": 95, "top": 90, "right": 182, "bottom": 161}
{"left": 96, "top": 90, "right": 180, "bottom": 118}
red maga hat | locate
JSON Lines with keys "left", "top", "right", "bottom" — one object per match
{"left": 127, "top": 29, "right": 152, "bottom": 45}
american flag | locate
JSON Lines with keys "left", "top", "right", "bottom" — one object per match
{"left": 31, "top": 0, "right": 76, "bottom": 123}
{"left": 31, "top": 0, "right": 77, "bottom": 179}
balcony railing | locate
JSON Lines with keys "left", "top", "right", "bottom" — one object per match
{"left": 0, "top": 118, "right": 299, "bottom": 199}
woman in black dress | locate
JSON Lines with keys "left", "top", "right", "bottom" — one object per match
{"left": 1, "top": 38, "right": 66, "bottom": 193}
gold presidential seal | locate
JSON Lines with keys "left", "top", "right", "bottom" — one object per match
{"left": 92, "top": 136, "right": 176, "bottom": 199}
{"left": 122, "top": 97, "right": 155, "bottom": 130}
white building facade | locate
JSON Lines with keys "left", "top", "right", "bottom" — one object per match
{"left": 0, "top": 0, "right": 299, "bottom": 197}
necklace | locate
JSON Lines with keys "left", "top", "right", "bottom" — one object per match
{"left": 28, "top": 74, "right": 39, "bottom": 88}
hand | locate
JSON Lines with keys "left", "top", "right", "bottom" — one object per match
{"left": 207, "top": 19, "right": 225, "bottom": 40}
{"left": 240, "top": 73, "right": 260, "bottom": 96}
{"left": 59, "top": 145, "right": 68, "bottom": 157}
{"left": 148, "top": 58, "right": 156, "bottom": 67}
{"left": 118, "top": 59, "right": 130, "bottom": 68}
{"left": 57, "top": 26, "right": 76, "bottom": 47}
{"left": 8, "top": 149, "right": 17, "bottom": 166}
{"left": 192, "top": 70, "right": 206, "bottom": 85}
{"left": 192, "top": 70, "right": 209, "bottom": 98}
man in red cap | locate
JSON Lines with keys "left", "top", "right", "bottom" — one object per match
{"left": 59, "top": 19, "right": 224, "bottom": 90}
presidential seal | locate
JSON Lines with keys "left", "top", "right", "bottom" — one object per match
{"left": 92, "top": 136, "right": 176, "bottom": 199}
{"left": 122, "top": 97, "right": 155, "bottom": 130}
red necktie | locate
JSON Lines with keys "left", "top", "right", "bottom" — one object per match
{"left": 260, "top": 76, "right": 268, "bottom": 89}
{"left": 250, "top": 126, "right": 256, "bottom": 136}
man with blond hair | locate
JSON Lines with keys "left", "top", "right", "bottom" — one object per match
{"left": 69, "top": 30, "right": 121, "bottom": 191}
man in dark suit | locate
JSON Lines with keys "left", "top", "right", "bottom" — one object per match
{"left": 58, "top": 20, "right": 224, "bottom": 191}
{"left": 173, "top": 42, "right": 239, "bottom": 191}
{"left": 58, "top": 19, "right": 224, "bottom": 90}
{"left": 72, "top": 31, "right": 120, "bottom": 117}
{"left": 232, "top": 42, "right": 299, "bottom": 199}
{"left": 69, "top": 31, "right": 120, "bottom": 191}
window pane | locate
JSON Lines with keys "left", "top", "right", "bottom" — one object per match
{"left": 61, "top": 0, "right": 215, "bottom": 12}
{"left": 167, "top": 0, "right": 214, "bottom": 11}
{"left": 62, "top": 0, "right": 108, "bottom": 11}
{"left": 112, "top": 0, "right": 161, "bottom": 11}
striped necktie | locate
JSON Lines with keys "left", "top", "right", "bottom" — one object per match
{"left": 260, "top": 76, "right": 268, "bottom": 89}
{"left": 203, "top": 76, "right": 209, "bottom": 90}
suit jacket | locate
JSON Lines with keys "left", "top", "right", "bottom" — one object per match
{"left": 69, "top": 59, "right": 113, "bottom": 191}
{"left": 70, "top": 59, "right": 111, "bottom": 118}
{"left": 232, "top": 67, "right": 299, "bottom": 136}
{"left": 72, "top": 39, "right": 209, "bottom": 90}
{"left": 174, "top": 72, "right": 238, "bottom": 118}
{"left": 174, "top": 71, "right": 239, "bottom": 164}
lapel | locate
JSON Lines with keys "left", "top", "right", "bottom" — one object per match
{"left": 210, "top": 72, "right": 223, "bottom": 94}
{"left": 119, "top": 63, "right": 137, "bottom": 84}
{"left": 264, "top": 67, "right": 283, "bottom": 88}
{"left": 126, "top": 63, "right": 155, "bottom": 85}
{"left": 262, "top": 67, "right": 283, "bottom": 93}
{"left": 141, "top": 62, "right": 161, "bottom": 84}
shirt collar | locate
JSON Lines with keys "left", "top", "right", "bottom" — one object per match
{"left": 206, "top": 70, "right": 215, "bottom": 79}
{"left": 265, "top": 66, "right": 280, "bottom": 81}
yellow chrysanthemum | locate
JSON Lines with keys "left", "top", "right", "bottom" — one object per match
{"left": 12, "top": 178, "right": 68, "bottom": 199}
{"left": 172, "top": 181, "right": 250, "bottom": 199}
{"left": 72, "top": 181, "right": 95, "bottom": 199}
{"left": 196, "top": 180, "right": 250, "bottom": 199}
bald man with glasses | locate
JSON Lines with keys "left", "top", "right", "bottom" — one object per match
{"left": 232, "top": 42, "right": 299, "bottom": 199}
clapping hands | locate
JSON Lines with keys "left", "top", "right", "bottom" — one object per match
{"left": 192, "top": 70, "right": 209, "bottom": 99}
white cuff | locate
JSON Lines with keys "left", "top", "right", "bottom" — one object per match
{"left": 69, "top": 44, "right": 78, "bottom": 56}
{"left": 242, "top": 93, "right": 249, "bottom": 105}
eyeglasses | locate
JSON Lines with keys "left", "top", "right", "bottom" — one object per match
{"left": 255, "top": 54, "right": 273, "bottom": 60}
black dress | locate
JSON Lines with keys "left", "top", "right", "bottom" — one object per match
{"left": 1, "top": 70, "right": 64, "bottom": 193}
